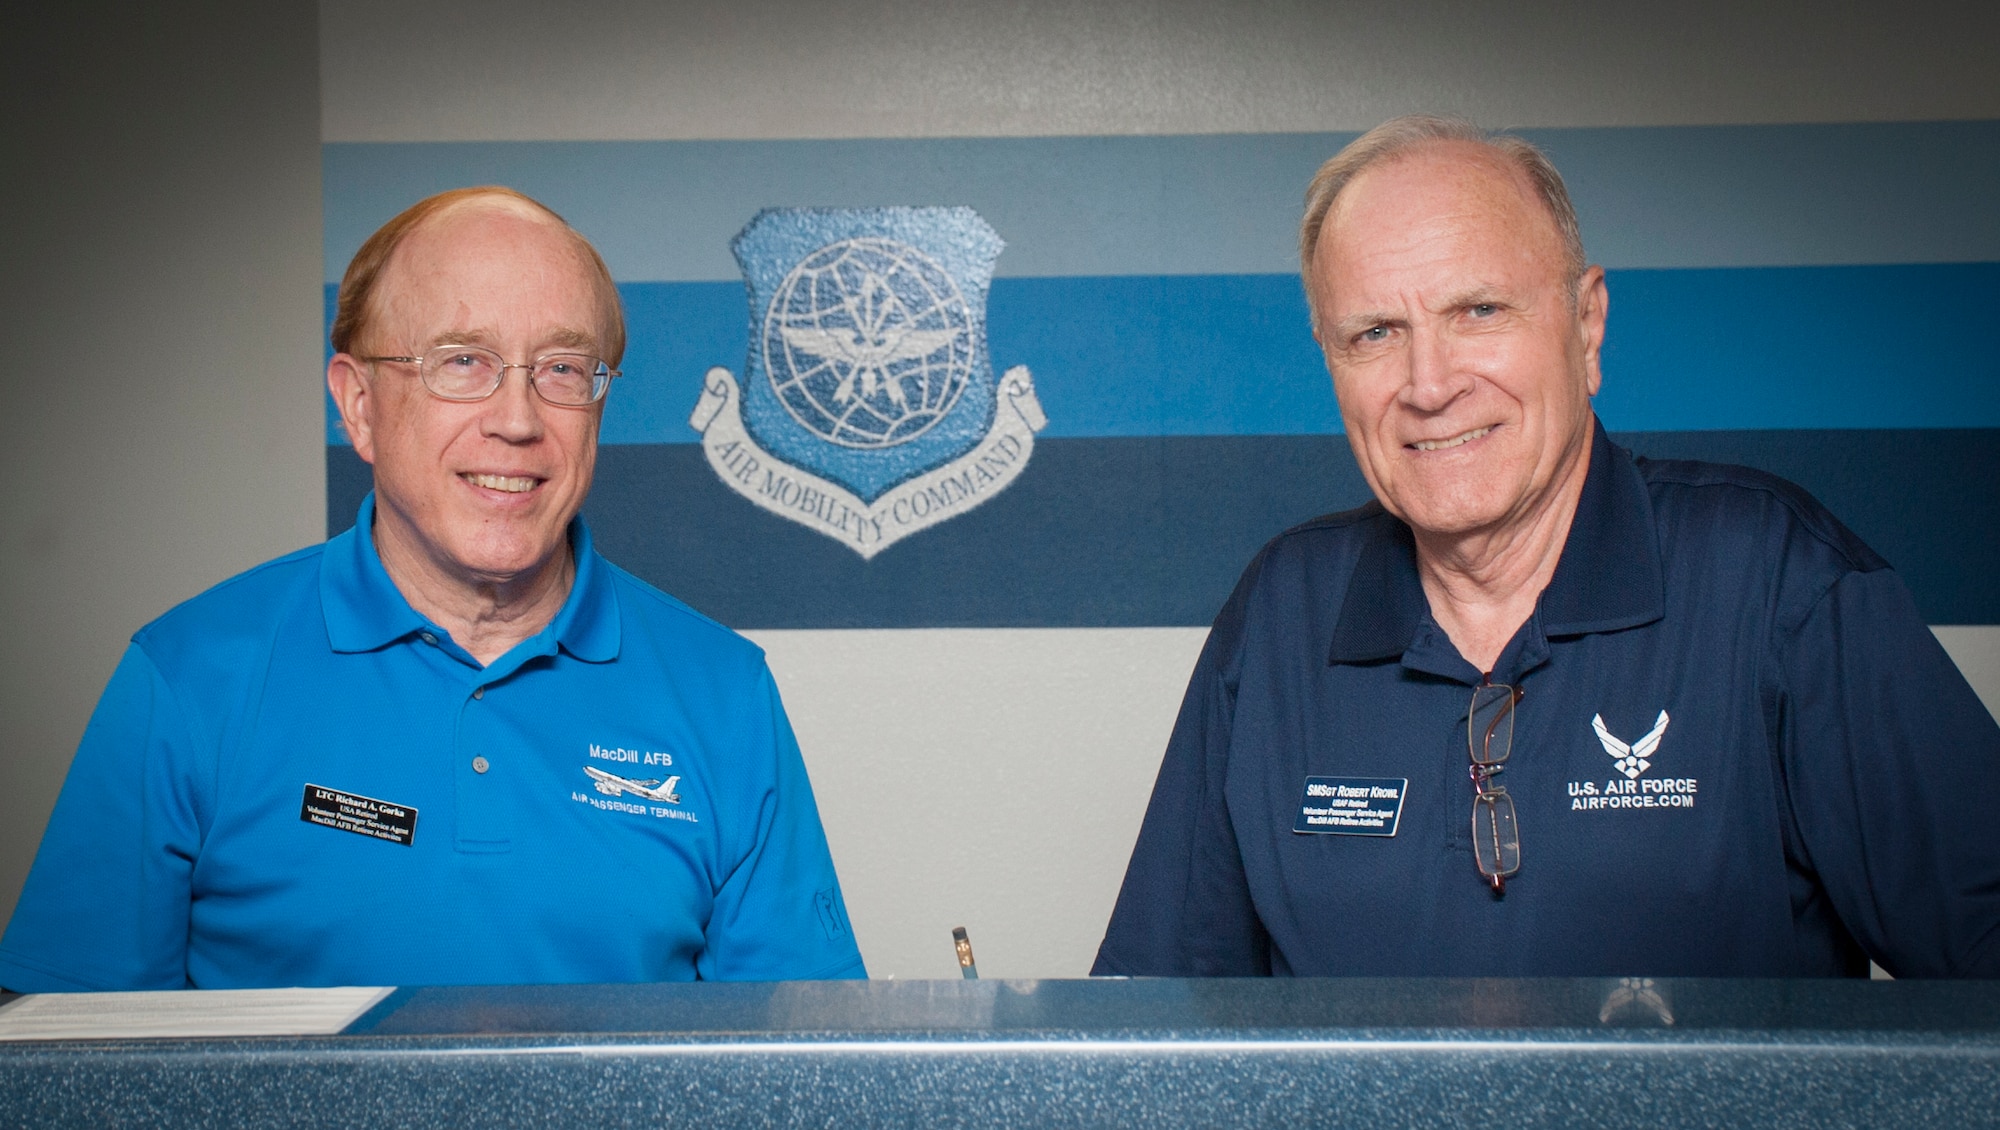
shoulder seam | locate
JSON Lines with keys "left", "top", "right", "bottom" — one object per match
{"left": 193, "top": 542, "right": 326, "bottom": 591}
{"left": 1636, "top": 459, "right": 1886, "bottom": 574}
{"left": 134, "top": 543, "right": 327, "bottom": 644}
{"left": 599, "top": 558, "right": 754, "bottom": 645}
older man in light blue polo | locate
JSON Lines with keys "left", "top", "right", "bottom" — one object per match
{"left": 0, "top": 187, "right": 865, "bottom": 990}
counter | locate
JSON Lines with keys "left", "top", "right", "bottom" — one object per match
{"left": 4, "top": 976, "right": 1997, "bottom": 1126}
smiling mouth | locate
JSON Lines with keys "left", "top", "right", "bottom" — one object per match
{"left": 1408, "top": 425, "right": 1495, "bottom": 452}
{"left": 461, "top": 472, "right": 540, "bottom": 493}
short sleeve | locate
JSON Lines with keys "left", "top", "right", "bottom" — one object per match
{"left": 1777, "top": 568, "right": 2000, "bottom": 978}
{"left": 695, "top": 666, "right": 866, "bottom": 981}
{"left": 1093, "top": 571, "right": 1271, "bottom": 976}
{"left": 0, "top": 645, "right": 207, "bottom": 991}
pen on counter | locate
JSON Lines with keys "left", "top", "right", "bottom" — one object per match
{"left": 952, "top": 926, "right": 979, "bottom": 980}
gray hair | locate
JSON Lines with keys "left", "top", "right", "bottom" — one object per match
{"left": 1298, "top": 115, "right": 1587, "bottom": 319}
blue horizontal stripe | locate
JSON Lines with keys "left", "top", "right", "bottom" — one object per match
{"left": 324, "top": 121, "right": 2000, "bottom": 283}
{"left": 327, "top": 429, "right": 2000, "bottom": 627}
{"left": 1596, "top": 262, "right": 2000, "bottom": 430}
{"left": 324, "top": 261, "right": 2000, "bottom": 442}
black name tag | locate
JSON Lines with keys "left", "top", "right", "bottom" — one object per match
{"left": 1294, "top": 776, "right": 1407, "bottom": 836}
{"left": 300, "top": 783, "right": 418, "bottom": 846}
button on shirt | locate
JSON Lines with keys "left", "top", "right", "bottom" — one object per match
{"left": 1094, "top": 422, "right": 2000, "bottom": 979}
{"left": 0, "top": 494, "right": 865, "bottom": 990}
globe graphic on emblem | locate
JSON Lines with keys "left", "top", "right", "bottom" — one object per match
{"left": 762, "top": 237, "right": 975, "bottom": 449}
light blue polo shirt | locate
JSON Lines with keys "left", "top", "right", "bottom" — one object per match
{"left": 0, "top": 495, "right": 865, "bottom": 990}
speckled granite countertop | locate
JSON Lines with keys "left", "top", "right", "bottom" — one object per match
{"left": 5, "top": 977, "right": 1998, "bottom": 1127}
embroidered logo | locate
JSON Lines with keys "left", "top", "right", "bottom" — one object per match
{"left": 1593, "top": 710, "right": 1669, "bottom": 779}
{"left": 690, "top": 206, "right": 1046, "bottom": 559}
{"left": 583, "top": 766, "right": 681, "bottom": 804}
{"left": 1567, "top": 708, "right": 1696, "bottom": 812}
{"left": 814, "top": 886, "right": 851, "bottom": 940}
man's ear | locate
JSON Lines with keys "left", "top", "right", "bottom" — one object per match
{"left": 1575, "top": 265, "right": 1609, "bottom": 398}
{"left": 326, "top": 354, "right": 378, "bottom": 465}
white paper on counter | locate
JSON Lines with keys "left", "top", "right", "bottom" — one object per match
{"left": 0, "top": 986, "right": 393, "bottom": 1040}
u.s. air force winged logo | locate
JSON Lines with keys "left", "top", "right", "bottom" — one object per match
{"left": 689, "top": 207, "right": 1046, "bottom": 558}
{"left": 1593, "top": 710, "right": 1670, "bottom": 779}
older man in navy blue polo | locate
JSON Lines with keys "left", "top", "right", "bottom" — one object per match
{"left": 1095, "top": 117, "right": 2000, "bottom": 978}
{"left": 0, "top": 187, "right": 865, "bottom": 990}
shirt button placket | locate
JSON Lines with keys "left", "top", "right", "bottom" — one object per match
{"left": 454, "top": 679, "right": 510, "bottom": 852}
{"left": 469, "top": 686, "right": 487, "bottom": 770}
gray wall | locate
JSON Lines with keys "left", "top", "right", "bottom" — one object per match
{"left": 322, "top": 0, "right": 2000, "bottom": 139}
{"left": 2, "top": 0, "right": 1995, "bottom": 965}
{"left": 0, "top": 3, "right": 323, "bottom": 928}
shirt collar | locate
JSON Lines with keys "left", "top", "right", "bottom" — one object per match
{"left": 1537, "top": 420, "right": 1666, "bottom": 637}
{"left": 540, "top": 519, "right": 621, "bottom": 664}
{"left": 321, "top": 493, "right": 424, "bottom": 653}
{"left": 1327, "top": 418, "right": 1665, "bottom": 668}
{"left": 321, "top": 492, "right": 622, "bottom": 664}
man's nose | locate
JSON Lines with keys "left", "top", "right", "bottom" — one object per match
{"left": 1399, "top": 326, "right": 1473, "bottom": 413}
{"left": 481, "top": 364, "right": 546, "bottom": 440}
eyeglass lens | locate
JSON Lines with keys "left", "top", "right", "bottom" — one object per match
{"left": 1473, "top": 791, "right": 1521, "bottom": 880}
{"left": 1469, "top": 684, "right": 1516, "bottom": 766}
{"left": 423, "top": 346, "right": 610, "bottom": 405}
{"left": 1468, "top": 683, "right": 1521, "bottom": 890}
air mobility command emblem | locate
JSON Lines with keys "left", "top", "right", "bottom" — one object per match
{"left": 690, "top": 207, "right": 1046, "bottom": 558}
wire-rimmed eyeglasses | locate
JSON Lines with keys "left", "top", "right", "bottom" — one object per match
{"left": 1469, "top": 682, "right": 1523, "bottom": 894}
{"left": 361, "top": 344, "right": 619, "bottom": 406}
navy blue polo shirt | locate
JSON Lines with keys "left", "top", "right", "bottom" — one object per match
{"left": 0, "top": 495, "right": 865, "bottom": 990}
{"left": 1095, "top": 421, "right": 2000, "bottom": 979}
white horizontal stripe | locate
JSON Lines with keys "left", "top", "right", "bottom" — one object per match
{"left": 755, "top": 626, "right": 2000, "bottom": 980}
{"left": 748, "top": 627, "right": 1204, "bottom": 981}
{"left": 1934, "top": 627, "right": 2000, "bottom": 724}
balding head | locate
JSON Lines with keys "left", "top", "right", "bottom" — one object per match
{"left": 1299, "top": 115, "right": 1586, "bottom": 320}
{"left": 331, "top": 186, "right": 625, "bottom": 365}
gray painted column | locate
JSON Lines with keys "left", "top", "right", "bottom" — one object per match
{"left": 0, "top": 2, "right": 323, "bottom": 927}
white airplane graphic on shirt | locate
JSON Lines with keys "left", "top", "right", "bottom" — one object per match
{"left": 584, "top": 766, "right": 682, "bottom": 804}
